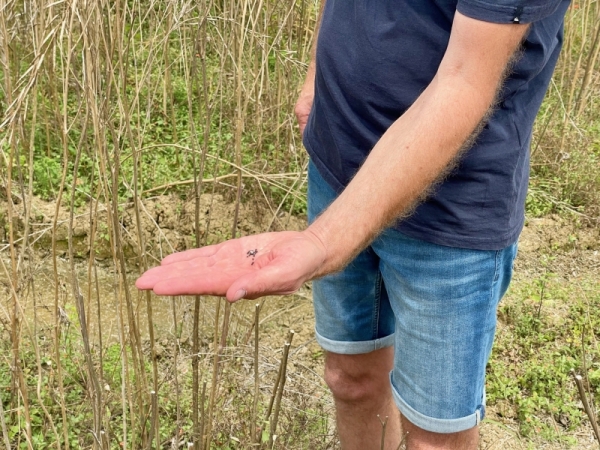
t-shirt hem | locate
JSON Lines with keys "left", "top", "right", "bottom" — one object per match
{"left": 304, "top": 135, "right": 347, "bottom": 195}
{"left": 305, "top": 136, "right": 523, "bottom": 251}
{"left": 395, "top": 220, "right": 523, "bottom": 251}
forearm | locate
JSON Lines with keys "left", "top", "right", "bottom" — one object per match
{"left": 306, "top": 0, "right": 325, "bottom": 83}
{"left": 296, "top": 1, "right": 323, "bottom": 131}
{"left": 297, "top": 59, "right": 316, "bottom": 106}
{"left": 306, "top": 74, "right": 492, "bottom": 274}
{"left": 305, "top": 13, "right": 529, "bottom": 276}
{"left": 304, "top": 1, "right": 322, "bottom": 84}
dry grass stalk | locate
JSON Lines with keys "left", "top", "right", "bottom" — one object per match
{"left": 204, "top": 297, "right": 222, "bottom": 449}
{"left": 67, "top": 112, "right": 104, "bottom": 444}
{"left": 378, "top": 415, "right": 389, "bottom": 450}
{"left": 571, "top": 369, "right": 600, "bottom": 445}
{"left": 575, "top": 8, "right": 600, "bottom": 116}
{"left": 0, "top": 372, "right": 12, "bottom": 449}
{"left": 266, "top": 330, "right": 294, "bottom": 448}
{"left": 251, "top": 303, "right": 261, "bottom": 444}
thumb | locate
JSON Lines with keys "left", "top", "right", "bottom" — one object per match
{"left": 225, "top": 263, "right": 302, "bottom": 302}
{"left": 299, "top": 122, "right": 307, "bottom": 136}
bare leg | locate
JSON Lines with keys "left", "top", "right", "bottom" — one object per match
{"left": 402, "top": 417, "right": 479, "bottom": 450}
{"left": 324, "top": 347, "right": 401, "bottom": 450}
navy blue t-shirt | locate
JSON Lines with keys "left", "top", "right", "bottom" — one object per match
{"left": 303, "top": 0, "right": 570, "bottom": 250}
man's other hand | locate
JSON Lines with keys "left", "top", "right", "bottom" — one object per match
{"left": 136, "top": 231, "right": 326, "bottom": 302}
{"left": 294, "top": 88, "right": 313, "bottom": 136}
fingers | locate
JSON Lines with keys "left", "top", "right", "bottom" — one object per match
{"left": 296, "top": 114, "right": 309, "bottom": 135}
{"left": 225, "top": 262, "right": 301, "bottom": 302}
{"left": 152, "top": 272, "right": 232, "bottom": 296}
{"left": 136, "top": 266, "right": 161, "bottom": 290}
{"left": 136, "top": 257, "right": 218, "bottom": 290}
{"left": 160, "top": 244, "right": 221, "bottom": 265}
{"left": 138, "top": 255, "right": 305, "bottom": 300}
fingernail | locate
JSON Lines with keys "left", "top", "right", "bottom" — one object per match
{"left": 232, "top": 289, "right": 246, "bottom": 302}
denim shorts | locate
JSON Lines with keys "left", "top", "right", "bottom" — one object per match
{"left": 307, "top": 161, "right": 517, "bottom": 434}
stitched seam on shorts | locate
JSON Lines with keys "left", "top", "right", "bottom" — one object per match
{"left": 493, "top": 250, "right": 501, "bottom": 283}
{"left": 486, "top": 250, "right": 503, "bottom": 337}
{"left": 479, "top": 249, "right": 503, "bottom": 402}
{"left": 373, "top": 270, "right": 383, "bottom": 339}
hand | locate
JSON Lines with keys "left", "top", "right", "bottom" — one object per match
{"left": 135, "top": 231, "right": 327, "bottom": 302}
{"left": 294, "top": 83, "right": 314, "bottom": 135}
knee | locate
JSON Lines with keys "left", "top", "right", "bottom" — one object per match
{"left": 324, "top": 363, "right": 369, "bottom": 403}
{"left": 324, "top": 352, "right": 390, "bottom": 403}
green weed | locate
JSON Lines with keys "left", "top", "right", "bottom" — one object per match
{"left": 489, "top": 273, "right": 600, "bottom": 441}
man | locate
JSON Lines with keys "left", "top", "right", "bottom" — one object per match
{"left": 137, "top": 0, "right": 570, "bottom": 448}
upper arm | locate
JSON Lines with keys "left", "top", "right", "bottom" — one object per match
{"left": 437, "top": 12, "right": 530, "bottom": 103}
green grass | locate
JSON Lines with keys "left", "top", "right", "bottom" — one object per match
{"left": 488, "top": 271, "right": 600, "bottom": 443}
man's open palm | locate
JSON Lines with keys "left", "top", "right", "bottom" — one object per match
{"left": 136, "top": 231, "right": 326, "bottom": 302}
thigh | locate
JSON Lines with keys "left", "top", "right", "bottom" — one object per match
{"left": 371, "top": 229, "right": 517, "bottom": 433}
{"left": 308, "top": 161, "right": 395, "bottom": 354}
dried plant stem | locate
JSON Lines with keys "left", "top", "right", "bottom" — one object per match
{"left": 139, "top": 128, "right": 161, "bottom": 450}
{"left": 48, "top": 5, "right": 78, "bottom": 448}
{"left": 88, "top": 183, "right": 106, "bottom": 397}
{"left": 266, "top": 329, "right": 295, "bottom": 420}
{"left": 150, "top": 390, "right": 159, "bottom": 449}
{"left": 189, "top": 6, "right": 212, "bottom": 448}
{"left": 200, "top": 380, "right": 207, "bottom": 450}
{"left": 117, "top": 0, "right": 163, "bottom": 438}
{"left": 204, "top": 298, "right": 222, "bottom": 449}
{"left": 192, "top": 293, "right": 202, "bottom": 450}
{"left": 1, "top": 25, "right": 34, "bottom": 442}
{"left": 67, "top": 110, "right": 105, "bottom": 444}
{"left": 107, "top": 4, "right": 154, "bottom": 441}
{"left": 268, "top": 330, "right": 294, "bottom": 449}
{"left": 251, "top": 303, "right": 260, "bottom": 444}
{"left": 219, "top": 0, "right": 252, "bottom": 354}
{"left": 130, "top": 128, "right": 160, "bottom": 448}
{"left": 571, "top": 370, "right": 600, "bottom": 445}
{"left": 378, "top": 415, "right": 389, "bottom": 450}
{"left": 559, "top": 3, "right": 588, "bottom": 151}
{"left": 100, "top": 430, "right": 109, "bottom": 450}
{"left": 32, "top": 274, "right": 61, "bottom": 448}
{"left": 114, "top": 281, "right": 131, "bottom": 450}
{"left": 106, "top": 109, "right": 147, "bottom": 447}
{"left": 171, "top": 297, "right": 182, "bottom": 447}
{"left": 0, "top": 379, "right": 12, "bottom": 449}
{"left": 575, "top": 10, "right": 600, "bottom": 116}
{"left": 396, "top": 432, "right": 408, "bottom": 450}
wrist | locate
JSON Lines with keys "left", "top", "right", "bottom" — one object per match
{"left": 301, "top": 226, "right": 332, "bottom": 278}
{"left": 300, "top": 60, "right": 316, "bottom": 96}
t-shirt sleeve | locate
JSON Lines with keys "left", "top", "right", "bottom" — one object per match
{"left": 457, "top": 0, "right": 565, "bottom": 24}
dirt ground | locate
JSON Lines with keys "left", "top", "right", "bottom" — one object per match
{"left": 2, "top": 194, "right": 599, "bottom": 449}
